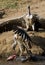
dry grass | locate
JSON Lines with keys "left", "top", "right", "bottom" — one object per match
{"left": 0, "top": 31, "right": 14, "bottom": 58}
{"left": 0, "top": 0, "right": 43, "bottom": 9}
{"left": 0, "top": 0, "right": 31, "bottom": 9}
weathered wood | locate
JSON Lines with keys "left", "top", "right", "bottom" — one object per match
{"left": 12, "top": 26, "right": 34, "bottom": 56}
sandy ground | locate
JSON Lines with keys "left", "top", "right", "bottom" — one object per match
{"left": 0, "top": 0, "right": 45, "bottom": 57}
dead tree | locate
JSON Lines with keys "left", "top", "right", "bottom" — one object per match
{"left": 12, "top": 26, "right": 32, "bottom": 56}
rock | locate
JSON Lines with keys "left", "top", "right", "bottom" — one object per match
{"left": 28, "top": 54, "right": 45, "bottom": 61}
{"left": 16, "top": 56, "right": 28, "bottom": 62}
{"left": 20, "top": 56, "right": 28, "bottom": 62}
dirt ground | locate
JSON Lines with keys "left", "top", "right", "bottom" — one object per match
{"left": 0, "top": 0, "right": 45, "bottom": 58}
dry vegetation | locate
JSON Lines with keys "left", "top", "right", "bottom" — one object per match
{"left": 0, "top": 0, "right": 45, "bottom": 58}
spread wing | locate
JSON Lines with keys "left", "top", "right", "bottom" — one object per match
{"left": 0, "top": 14, "right": 26, "bottom": 33}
